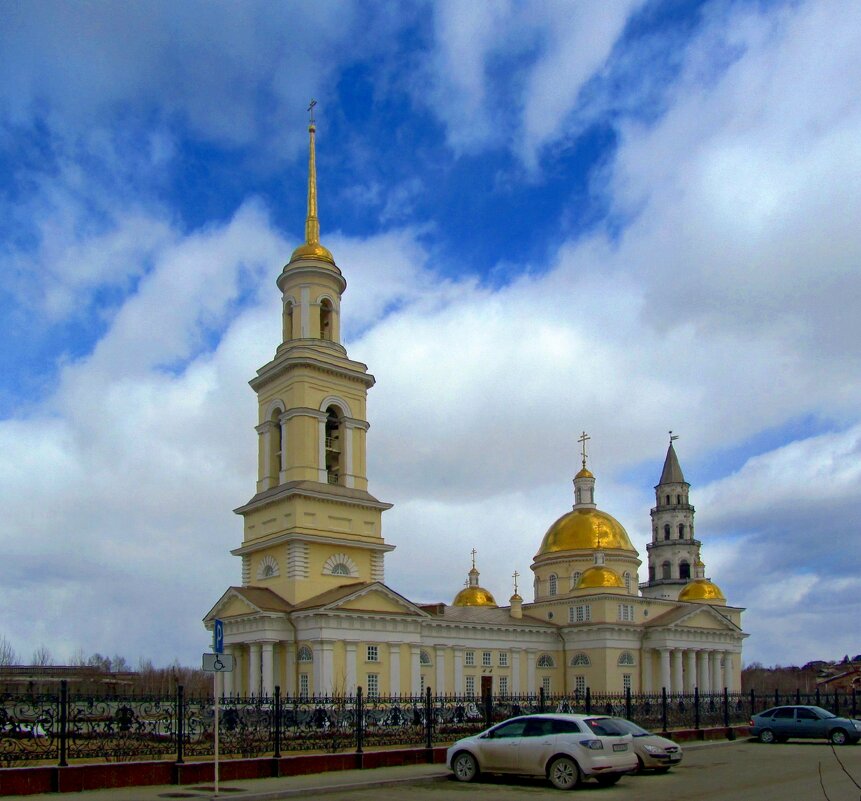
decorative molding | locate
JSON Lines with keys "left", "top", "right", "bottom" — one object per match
{"left": 319, "top": 395, "right": 353, "bottom": 417}
{"left": 232, "top": 531, "right": 395, "bottom": 557}
{"left": 370, "top": 552, "right": 385, "bottom": 582}
{"left": 256, "top": 554, "right": 280, "bottom": 580}
{"left": 241, "top": 556, "right": 250, "bottom": 587}
{"left": 287, "top": 541, "right": 310, "bottom": 579}
{"left": 322, "top": 552, "right": 359, "bottom": 578}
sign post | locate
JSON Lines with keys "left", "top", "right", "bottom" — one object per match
{"left": 205, "top": 620, "right": 228, "bottom": 797}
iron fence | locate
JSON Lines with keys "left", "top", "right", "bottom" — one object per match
{"left": 0, "top": 682, "right": 856, "bottom": 767}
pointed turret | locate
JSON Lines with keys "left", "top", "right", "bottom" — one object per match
{"left": 659, "top": 441, "right": 686, "bottom": 484}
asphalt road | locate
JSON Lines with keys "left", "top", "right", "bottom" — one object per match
{"left": 294, "top": 740, "right": 861, "bottom": 800}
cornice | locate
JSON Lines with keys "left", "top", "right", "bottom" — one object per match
{"left": 251, "top": 353, "right": 375, "bottom": 393}
{"left": 231, "top": 530, "right": 396, "bottom": 557}
{"left": 235, "top": 481, "right": 393, "bottom": 516}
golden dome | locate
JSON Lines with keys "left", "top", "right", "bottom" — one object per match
{"left": 577, "top": 565, "right": 624, "bottom": 589}
{"left": 290, "top": 241, "right": 335, "bottom": 264}
{"left": 537, "top": 508, "right": 636, "bottom": 557}
{"left": 679, "top": 579, "right": 726, "bottom": 603}
{"left": 453, "top": 586, "right": 498, "bottom": 607}
{"left": 575, "top": 466, "right": 594, "bottom": 479}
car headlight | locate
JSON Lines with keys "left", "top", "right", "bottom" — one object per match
{"left": 579, "top": 739, "right": 604, "bottom": 750}
{"left": 643, "top": 744, "right": 664, "bottom": 754}
{"left": 853, "top": 721, "right": 861, "bottom": 731}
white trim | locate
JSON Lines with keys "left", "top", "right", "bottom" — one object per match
{"left": 322, "top": 552, "right": 359, "bottom": 578}
{"left": 256, "top": 554, "right": 280, "bottom": 580}
{"left": 318, "top": 395, "right": 354, "bottom": 418}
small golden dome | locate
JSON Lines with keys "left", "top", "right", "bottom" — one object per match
{"left": 577, "top": 565, "right": 625, "bottom": 589}
{"left": 574, "top": 466, "right": 594, "bottom": 479}
{"left": 537, "top": 508, "right": 636, "bottom": 556}
{"left": 453, "top": 586, "right": 498, "bottom": 607}
{"left": 290, "top": 241, "right": 335, "bottom": 264}
{"left": 679, "top": 579, "right": 726, "bottom": 603}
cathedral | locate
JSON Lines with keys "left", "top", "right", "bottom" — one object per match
{"left": 204, "top": 117, "right": 747, "bottom": 699}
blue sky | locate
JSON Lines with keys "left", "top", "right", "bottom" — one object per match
{"left": 1, "top": 0, "right": 860, "bottom": 670}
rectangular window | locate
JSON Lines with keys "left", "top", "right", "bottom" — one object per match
{"left": 499, "top": 676, "right": 509, "bottom": 695}
{"left": 568, "top": 606, "right": 576, "bottom": 623}
{"left": 617, "top": 604, "right": 634, "bottom": 622}
{"left": 575, "top": 604, "right": 591, "bottom": 622}
{"left": 367, "top": 645, "right": 379, "bottom": 662}
{"left": 420, "top": 674, "right": 426, "bottom": 693}
{"left": 623, "top": 674, "right": 632, "bottom": 691}
{"left": 498, "top": 652, "right": 509, "bottom": 667}
{"left": 465, "top": 675, "right": 475, "bottom": 696}
{"left": 575, "top": 675, "right": 586, "bottom": 694}
{"left": 542, "top": 676, "right": 551, "bottom": 694}
{"left": 465, "top": 650, "right": 475, "bottom": 666}
{"left": 299, "top": 673, "right": 309, "bottom": 698}
{"left": 367, "top": 673, "right": 379, "bottom": 697}
{"left": 482, "top": 651, "right": 492, "bottom": 667}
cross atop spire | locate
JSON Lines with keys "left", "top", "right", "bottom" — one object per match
{"left": 578, "top": 430, "right": 591, "bottom": 470}
{"left": 669, "top": 430, "right": 679, "bottom": 443}
{"left": 512, "top": 570, "right": 519, "bottom": 595}
{"left": 470, "top": 548, "right": 477, "bottom": 570}
{"left": 308, "top": 98, "right": 317, "bottom": 126}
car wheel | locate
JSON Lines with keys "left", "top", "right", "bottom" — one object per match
{"left": 634, "top": 756, "right": 645, "bottom": 773}
{"left": 758, "top": 729, "right": 776, "bottom": 744}
{"left": 451, "top": 751, "right": 479, "bottom": 782}
{"left": 548, "top": 756, "right": 581, "bottom": 790}
{"left": 596, "top": 774, "right": 621, "bottom": 786}
{"left": 830, "top": 728, "right": 848, "bottom": 746}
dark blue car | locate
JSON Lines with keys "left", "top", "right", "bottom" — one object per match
{"left": 750, "top": 705, "right": 861, "bottom": 745}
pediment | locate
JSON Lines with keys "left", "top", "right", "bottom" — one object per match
{"left": 295, "top": 582, "right": 429, "bottom": 617}
{"left": 646, "top": 602, "right": 742, "bottom": 633}
{"left": 203, "top": 586, "right": 292, "bottom": 622}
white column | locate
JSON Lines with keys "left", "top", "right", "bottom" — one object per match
{"left": 389, "top": 644, "right": 402, "bottom": 695}
{"left": 710, "top": 651, "right": 722, "bottom": 693}
{"left": 279, "top": 415, "right": 288, "bottom": 481}
{"left": 671, "top": 649, "right": 683, "bottom": 694}
{"left": 526, "top": 649, "right": 537, "bottom": 693}
{"left": 249, "top": 642, "right": 262, "bottom": 696}
{"left": 641, "top": 648, "right": 652, "bottom": 693}
{"left": 511, "top": 648, "right": 522, "bottom": 693}
{"left": 435, "top": 647, "right": 446, "bottom": 694}
{"left": 300, "top": 285, "right": 310, "bottom": 337}
{"left": 261, "top": 641, "right": 275, "bottom": 696}
{"left": 697, "top": 650, "right": 710, "bottom": 693}
{"left": 659, "top": 648, "right": 671, "bottom": 692}
{"left": 257, "top": 423, "right": 272, "bottom": 490}
{"left": 317, "top": 419, "right": 327, "bottom": 482}
{"left": 344, "top": 423, "right": 355, "bottom": 489}
{"left": 723, "top": 652, "right": 735, "bottom": 692}
{"left": 221, "top": 646, "right": 234, "bottom": 697}
{"left": 453, "top": 647, "right": 463, "bottom": 693}
{"left": 345, "top": 643, "right": 357, "bottom": 694}
{"left": 282, "top": 642, "right": 296, "bottom": 695}
{"left": 320, "top": 641, "right": 334, "bottom": 695}
{"left": 685, "top": 650, "right": 697, "bottom": 693}
{"left": 410, "top": 645, "right": 421, "bottom": 695}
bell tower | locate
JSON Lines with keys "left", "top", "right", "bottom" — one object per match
{"left": 231, "top": 104, "right": 393, "bottom": 605}
{"left": 641, "top": 434, "right": 701, "bottom": 600}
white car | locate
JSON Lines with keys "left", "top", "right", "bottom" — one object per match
{"left": 446, "top": 713, "right": 638, "bottom": 790}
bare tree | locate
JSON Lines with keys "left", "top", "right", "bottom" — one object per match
{"left": 0, "top": 635, "right": 17, "bottom": 666}
{"left": 31, "top": 645, "right": 54, "bottom": 666}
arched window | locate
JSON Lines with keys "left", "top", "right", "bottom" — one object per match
{"left": 665, "top": 494, "right": 670, "bottom": 505}
{"left": 256, "top": 555, "right": 279, "bottom": 580}
{"left": 322, "top": 553, "right": 358, "bottom": 577}
{"left": 325, "top": 405, "right": 344, "bottom": 485}
{"left": 320, "top": 298, "right": 333, "bottom": 341}
{"left": 648, "top": 566, "right": 655, "bottom": 582}
{"left": 679, "top": 560, "right": 691, "bottom": 580}
{"left": 570, "top": 653, "right": 590, "bottom": 666}
{"left": 624, "top": 571, "right": 631, "bottom": 592}
{"left": 297, "top": 646, "right": 313, "bottom": 663}
{"left": 548, "top": 574, "right": 558, "bottom": 596}
{"left": 420, "top": 650, "right": 432, "bottom": 666}
{"left": 618, "top": 651, "right": 635, "bottom": 666}
{"left": 283, "top": 300, "right": 294, "bottom": 341}
{"left": 676, "top": 494, "right": 681, "bottom": 504}
{"left": 537, "top": 654, "right": 555, "bottom": 668}
{"left": 662, "top": 561, "right": 672, "bottom": 580}
{"left": 678, "top": 523, "right": 685, "bottom": 539}
{"left": 570, "top": 571, "right": 581, "bottom": 590}
{"left": 663, "top": 524, "right": 671, "bottom": 541}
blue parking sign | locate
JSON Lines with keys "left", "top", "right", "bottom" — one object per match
{"left": 214, "top": 619, "right": 224, "bottom": 654}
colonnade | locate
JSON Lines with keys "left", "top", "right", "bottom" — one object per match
{"left": 642, "top": 646, "right": 738, "bottom": 693}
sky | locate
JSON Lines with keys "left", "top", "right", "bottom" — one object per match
{"left": 1, "top": 0, "right": 859, "bottom": 671}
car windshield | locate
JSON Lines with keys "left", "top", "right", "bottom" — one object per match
{"left": 613, "top": 719, "right": 651, "bottom": 737}
{"left": 585, "top": 717, "right": 628, "bottom": 736}
{"left": 809, "top": 706, "right": 836, "bottom": 719}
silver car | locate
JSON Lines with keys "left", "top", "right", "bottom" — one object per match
{"left": 611, "top": 718, "right": 683, "bottom": 771}
{"left": 446, "top": 713, "right": 637, "bottom": 790}
{"left": 750, "top": 705, "right": 861, "bottom": 745}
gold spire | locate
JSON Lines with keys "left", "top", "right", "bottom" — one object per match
{"left": 290, "top": 99, "right": 335, "bottom": 265}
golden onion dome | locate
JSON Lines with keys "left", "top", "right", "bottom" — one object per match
{"left": 290, "top": 241, "right": 335, "bottom": 264}
{"left": 452, "top": 585, "right": 498, "bottom": 607}
{"left": 577, "top": 565, "right": 624, "bottom": 589}
{"left": 537, "top": 508, "right": 636, "bottom": 557}
{"left": 679, "top": 579, "right": 726, "bottom": 603}
{"left": 574, "top": 466, "right": 594, "bottom": 479}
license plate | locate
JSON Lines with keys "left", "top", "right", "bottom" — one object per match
{"left": 669, "top": 754, "right": 681, "bottom": 761}
{"left": 613, "top": 743, "right": 627, "bottom": 751}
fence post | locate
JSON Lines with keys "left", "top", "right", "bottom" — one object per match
{"left": 853, "top": 688, "right": 857, "bottom": 718}
{"left": 834, "top": 691, "right": 840, "bottom": 716}
{"left": 661, "top": 687, "right": 668, "bottom": 733}
{"left": 425, "top": 686, "right": 433, "bottom": 750}
{"left": 355, "top": 686, "right": 363, "bottom": 755}
{"left": 750, "top": 688, "right": 756, "bottom": 715}
{"left": 585, "top": 687, "right": 591, "bottom": 715}
{"left": 795, "top": 688, "right": 801, "bottom": 705}
{"left": 175, "top": 684, "right": 184, "bottom": 765}
{"left": 483, "top": 686, "right": 492, "bottom": 725}
{"left": 774, "top": 689, "right": 779, "bottom": 708}
{"left": 625, "top": 686, "right": 631, "bottom": 721}
{"left": 58, "top": 679, "right": 68, "bottom": 768}
{"left": 273, "top": 686, "right": 281, "bottom": 759}
{"left": 694, "top": 687, "right": 700, "bottom": 730}
{"left": 539, "top": 686, "right": 545, "bottom": 713}
{"left": 723, "top": 687, "right": 729, "bottom": 728}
